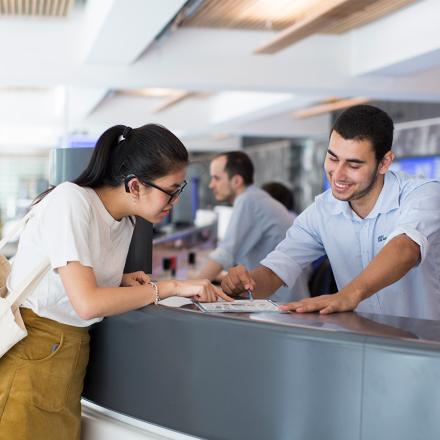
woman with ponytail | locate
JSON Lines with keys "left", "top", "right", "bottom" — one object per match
{"left": 0, "top": 124, "right": 230, "bottom": 440}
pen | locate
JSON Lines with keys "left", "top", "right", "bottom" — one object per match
{"left": 248, "top": 290, "right": 254, "bottom": 301}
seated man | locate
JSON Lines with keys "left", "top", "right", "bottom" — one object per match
{"left": 196, "top": 151, "right": 310, "bottom": 302}
{"left": 221, "top": 104, "right": 440, "bottom": 319}
{"left": 261, "top": 181, "right": 295, "bottom": 212}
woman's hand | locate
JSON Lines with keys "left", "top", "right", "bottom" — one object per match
{"left": 176, "top": 279, "right": 234, "bottom": 303}
{"left": 121, "top": 271, "right": 151, "bottom": 287}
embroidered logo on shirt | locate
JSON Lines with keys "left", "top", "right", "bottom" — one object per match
{"left": 377, "top": 235, "right": 387, "bottom": 243}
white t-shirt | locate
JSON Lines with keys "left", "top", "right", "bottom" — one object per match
{"left": 7, "top": 182, "right": 134, "bottom": 327}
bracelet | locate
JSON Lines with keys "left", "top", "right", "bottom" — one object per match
{"left": 149, "top": 281, "right": 160, "bottom": 305}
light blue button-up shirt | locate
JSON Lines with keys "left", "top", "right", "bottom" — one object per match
{"left": 210, "top": 185, "right": 310, "bottom": 301}
{"left": 261, "top": 171, "right": 440, "bottom": 319}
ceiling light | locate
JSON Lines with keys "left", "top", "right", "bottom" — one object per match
{"left": 293, "top": 97, "right": 371, "bottom": 119}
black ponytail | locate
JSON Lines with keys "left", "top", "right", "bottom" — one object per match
{"left": 73, "top": 125, "right": 126, "bottom": 188}
{"left": 33, "top": 123, "right": 189, "bottom": 205}
{"left": 74, "top": 123, "right": 188, "bottom": 188}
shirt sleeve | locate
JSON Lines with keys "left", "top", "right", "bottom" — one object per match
{"left": 38, "top": 185, "right": 93, "bottom": 270}
{"left": 385, "top": 181, "right": 440, "bottom": 264}
{"left": 209, "top": 195, "right": 259, "bottom": 270}
{"left": 261, "top": 203, "right": 325, "bottom": 287}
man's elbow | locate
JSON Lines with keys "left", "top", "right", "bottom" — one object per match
{"left": 399, "top": 236, "right": 421, "bottom": 268}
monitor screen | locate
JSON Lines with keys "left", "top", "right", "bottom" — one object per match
{"left": 322, "top": 154, "right": 440, "bottom": 191}
{"left": 390, "top": 155, "right": 440, "bottom": 179}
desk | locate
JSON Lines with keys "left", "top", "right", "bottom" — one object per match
{"left": 82, "top": 304, "right": 440, "bottom": 440}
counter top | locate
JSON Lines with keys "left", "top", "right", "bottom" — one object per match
{"left": 152, "top": 222, "right": 216, "bottom": 245}
{"left": 83, "top": 299, "right": 440, "bottom": 440}
{"left": 163, "top": 300, "right": 440, "bottom": 348}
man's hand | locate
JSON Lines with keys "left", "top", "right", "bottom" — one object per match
{"left": 279, "top": 290, "right": 362, "bottom": 314}
{"left": 221, "top": 265, "right": 256, "bottom": 296}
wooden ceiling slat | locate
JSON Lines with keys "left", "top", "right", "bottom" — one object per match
{"left": 59, "top": 0, "right": 67, "bottom": 16}
{"left": 254, "top": 0, "right": 419, "bottom": 54}
{"left": 183, "top": 0, "right": 316, "bottom": 30}
{"left": 50, "top": 0, "right": 56, "bottom": 15}
{"left": 322, "top": 0, "right": 415, "bottom": 34}
{"left": 254, "top": 0, "right": 368, "bottom": 54}
{"left": 223, "top": 0, "right": 242, "bottom": 28}
{"left": 182, "top": 0, "right": 416, "bottom": 38}
{"left": 44, "top": 0, "right": 51, "bottom": 16}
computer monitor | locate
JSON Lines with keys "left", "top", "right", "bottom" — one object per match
{"left": 390, "top": 155, "right": 440, "bottom": 179}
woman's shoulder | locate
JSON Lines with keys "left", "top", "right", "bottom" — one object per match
{"left": 38, "top": 182, "right": 92, "bottom": 215}
{"left": 47, "top": 182, "right": 90, "bottom": 201}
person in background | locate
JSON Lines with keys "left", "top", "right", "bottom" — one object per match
{"left": 0, "top": 124, "right": 230, "bottom": 440}
{"left": 261, "top": 181, "right": 295, "bottom": 212}
{"left": 195, "top": 151, "right": 310, "bottom": 302}
{"left": 221, "top": 104, "right": 440, "bottom": 319}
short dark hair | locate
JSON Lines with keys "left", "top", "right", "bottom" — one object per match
{"left": 217, "top": 151, "right": 254, "bottom": 185}
{"left": 262, "top": 181, "right": 295, "bottom": 211}
{"left": 331, "top": 104, "right": 394, "bottom": 162}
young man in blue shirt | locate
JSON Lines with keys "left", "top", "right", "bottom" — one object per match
{"left": 221, "top": 105, "right": 440, "bottom": 319}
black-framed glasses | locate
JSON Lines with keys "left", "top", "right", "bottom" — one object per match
{"left": 124, "top": 174, "right": 187, "bottom": 204}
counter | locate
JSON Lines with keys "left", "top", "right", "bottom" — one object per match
{"left": 82, "top": 302, "right": 440, "bottom": 440}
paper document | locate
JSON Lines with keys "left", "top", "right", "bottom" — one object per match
{"left": 194, "top": 299, "right": 280, "bottom": 313}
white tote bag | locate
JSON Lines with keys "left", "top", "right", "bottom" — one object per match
{"left": 0, "top": 211, "right": 51, "bottom": 358}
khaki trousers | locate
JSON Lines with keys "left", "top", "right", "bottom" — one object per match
{"left": 0, "top": 308, "right": 90, "bottom": 440}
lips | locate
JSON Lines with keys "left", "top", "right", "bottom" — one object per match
{"left": 333, "top": 181, "right": 352, "bottom": 192}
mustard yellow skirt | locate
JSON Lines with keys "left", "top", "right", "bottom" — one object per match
{"left": 0, "top": 308, "right": 90, "bottom": 440}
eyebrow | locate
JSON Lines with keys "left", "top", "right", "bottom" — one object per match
{"left": 170, "top": 182, "right": 185, "bottom": 189}
{"left": 327, "top": 149, "right": 366, "bottom": 165}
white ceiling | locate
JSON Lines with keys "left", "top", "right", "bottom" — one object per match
{"left": 0, "top": 0, "right": 439, "bottom": 152}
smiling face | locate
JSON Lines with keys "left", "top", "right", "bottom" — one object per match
{"left": 324, "top": 130, "right": 393, "bottom": 216}
{"left": 134, "top": 167, "right": 187, "bottom": 223}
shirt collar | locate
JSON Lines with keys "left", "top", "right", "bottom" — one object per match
{"left": 233, "top": 185, "right": 255, "bottom": 205}
{"left": 327, "top": 171, "right": 400, "bottom": 219}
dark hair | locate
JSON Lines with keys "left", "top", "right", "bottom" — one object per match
{"left": 34, "top": 124, "right": 188, "bottom": 204}
{"left": 262, "top": 181, "right": 295, "bottom": 211}
{"left": 74, "top": 123, "right": 188, "bottom": 188}
{"left": 331, "top": 104, "right": 394, "bottom": 162}
{"left": 217, "top": 151, "right": 254, "bottom": 185}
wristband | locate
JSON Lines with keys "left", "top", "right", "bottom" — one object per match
{"left": 149, "top": 281, "right": 160, "bottom": 305}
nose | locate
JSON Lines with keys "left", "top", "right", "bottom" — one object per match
{"left": 171, "top": 195, "right": 180, "bottom": 206}
{"left": 209, "top": 179, "right": 215, "bottom": 189}
{"left": 332, "top": 163, "right": 347, "bottom": 181}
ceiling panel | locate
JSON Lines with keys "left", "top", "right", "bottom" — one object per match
{"left": 182, "top": 0, "right": 417, "bottom": 34}
{"left": 0, "top": 0, "right": 75, "bottom": 17}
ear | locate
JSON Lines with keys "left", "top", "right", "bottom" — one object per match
{"left": 231, "top": 174, "right": 244, "bottom": 190}
{"left": 127, "top": 178, "right": 142, "bottom": 199}
{"left": 378, "top": 151, "right": 395, "bottom": 175}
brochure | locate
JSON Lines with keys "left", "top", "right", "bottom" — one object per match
{"left": 194, "top": 299, "right": 280, "bottom": 313}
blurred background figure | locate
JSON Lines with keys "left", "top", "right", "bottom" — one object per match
{"left": 262, "top": 181, "right": 296, "bottom": 217}
{"left": 195, "top": 151, "right": 310, "bottom": 302}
